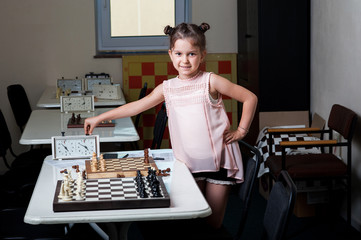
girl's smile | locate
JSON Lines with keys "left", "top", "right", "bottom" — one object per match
{"left": 168, "top": 38, "right": 206, "bottom": 80}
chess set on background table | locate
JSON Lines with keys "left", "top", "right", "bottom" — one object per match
{"left": 85, "top": 149, "right": 162, "bottom": 178}
{"left": 67, "top": 113, "right": 115, "bottom": 128}
{"left": 51, "top": 137, "right": 171, "bottom": 212}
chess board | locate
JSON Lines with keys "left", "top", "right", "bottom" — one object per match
{"left": 256, "top": 129, "right": 320, "bottom": 163}
{"left": 85, "top": 157, "right": 158, "bottom": 179}
{"left": 256, "top": 127, "right": 322, "bottom": 177}
{"left": 53, "top": 176, "right": 170, "bottom": 212}
{"left": 67, "top": 117, "right": 115, "bottom": 128}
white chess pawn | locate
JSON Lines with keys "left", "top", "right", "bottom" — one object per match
{"left": 62, "top": 178, "right": 72, "bottom": 201}
{"left": 58, "top": 182, "right": 65, "bottom": 199}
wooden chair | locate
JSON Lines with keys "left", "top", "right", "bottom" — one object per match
{"left": 262, "top": 170, "right": 297, "bottom": 240}
{"left": 265, "top": 104, "right": 357, "bottom": 229}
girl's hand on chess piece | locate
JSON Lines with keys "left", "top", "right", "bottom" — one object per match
{"left": 84, "top": 116, "right": 101, "bottom": 135}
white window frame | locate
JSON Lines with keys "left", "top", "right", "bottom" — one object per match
{"left": 95, "top": 0, "right": 191, "bottom": 53}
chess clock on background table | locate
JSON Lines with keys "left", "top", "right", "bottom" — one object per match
{"left": 92, "top": 84, "right": 121, "bottom": 99}
{"left": 60, "top": 95, "right": 95, "bottom": 113}
{"left": 52, "top": 135, "right": 100, "bottom": 160}
{"left": 57, "top": 78, "right": 83, "bottom": 92}
{"left": 85, "top": 78, "right": 112, "bottom": 91}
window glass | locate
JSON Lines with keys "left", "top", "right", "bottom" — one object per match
{"left": 95, "top": 0, "right": 190, "bottom": 53}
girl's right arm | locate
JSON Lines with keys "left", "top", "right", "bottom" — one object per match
{"left": 84, "top": 84, "right": 165, "bottom": 135}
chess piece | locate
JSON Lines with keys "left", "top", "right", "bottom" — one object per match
{"left": 71, "top": 113, "right": 76, "bottom": 123}
{"left": 56, "top": 87, "right": 63, "bottom": 99}
{"left": 76, "top": 114, "right": 81, "bottom": 124}
{"left": 65, "top": 89, "right": 71, "bottom": 96}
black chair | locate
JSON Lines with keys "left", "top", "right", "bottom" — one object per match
{"left": 0, "top": 208, "right": 67, "bottom": 239}
{"left": 7, "top": 84, "right": 32, "bottom": 133}
{"left": 234, "top": 140, "right": 261, "bottom": 239}
{"left": 139, "top": 139, "right": 260, "bottom": 240}
{"left": 0, "top": 109, "right": 49, "bottom": 208}
{"left": 266, "top": 104, "right": 357, "bottom": 229}
{"left": 262, "top": 170, "right": 297, "bottom": 240}
{"left": 132, "top": 82, "right": 148, "bottom": 149}
{"left": 134, "top": 82, "right": 148, "bottom": 130}
{"left": 151, "top": 102, "right": 168, "bottom": 149}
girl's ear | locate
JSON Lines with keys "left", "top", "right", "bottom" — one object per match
{"left": 168, "top": 49, "right": 173, "bottom": 60}
{"left": 201, "top": 50, "right": 207, "bottom": 62}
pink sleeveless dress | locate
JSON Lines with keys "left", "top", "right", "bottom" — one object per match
{"left": 163, "top": 71, "right": 244, "bottom": 183}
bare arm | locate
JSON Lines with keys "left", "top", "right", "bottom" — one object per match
{"left": 210, "top": 74, "right": 258, "bottom": 143}
{"left": 84, "top": 84, "right": 165, "bottom": 134}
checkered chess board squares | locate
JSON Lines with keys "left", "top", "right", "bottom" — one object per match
{"left": 85, "top": 178, "right": 138, "bottom": 200}
{"left": 105, "top": 158, "right": 148, "bottom": 172}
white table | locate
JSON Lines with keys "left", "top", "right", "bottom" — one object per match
{"left": 37, "top": 86, "right": 126, "bottom": 108}
{"left": 24, "top": 149, "right": 211, "bottom": 239}
{"left": 19, "top": 108, "right": 139, "bottom": 145}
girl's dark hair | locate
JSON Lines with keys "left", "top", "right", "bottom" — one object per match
{"left": 164, "top": 22, "right": 210, "bottom": 52}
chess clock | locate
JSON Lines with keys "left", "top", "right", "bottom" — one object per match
{"left": 85, "top": 78, "right": 112, "bottom": 91}
{"left": 92, "top": 84, "right": 121, "bottom": 99}
{"left": 52, "top": 135, "right": 100, "bottom": 160}
{"left": 60, "top": 95, "right": 95, "bottom": 113}
{"left": 57, "top": 78, "right": 83, "bottom": 92}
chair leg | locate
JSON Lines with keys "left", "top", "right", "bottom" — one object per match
{"left": 131, "top": 142, "right": 139, "bottom": 150}
{"left": 347, "top": 177, "right": 351, "bottom": 229}
{"left": 268, "top": 173, "right": 274, "bottom": 192}
{"left": 2, "top": 156, "right": 11, "bottom": 169}
{"left": 9, "top": 146, "right": 17, "bottom": 158}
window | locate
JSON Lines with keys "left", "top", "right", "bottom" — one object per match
{"left": 95, "top": 0, "right": 190, "bottom": 53}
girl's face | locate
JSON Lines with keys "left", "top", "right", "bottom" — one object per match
{"left": 168, "top": 38, "right": 206, "bottom": 80}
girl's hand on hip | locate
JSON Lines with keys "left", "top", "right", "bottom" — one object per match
{"left": 223, "top": 128, "right": 247, "bottom": 144}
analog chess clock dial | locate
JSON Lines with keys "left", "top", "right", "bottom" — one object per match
{"left": 52, "top": 135, "right": 100, "bottom": 160}
{"left": 92, "top": 84, "right": 121, "bottom": 99}
{"left": 60, "top": 95, "right": 94, "bottom": 112}
{"left": 85, "top": 78, "right": 112, "bottom": 91}
{"left": 57, "top": 78, "right": 83, "bottom": 92}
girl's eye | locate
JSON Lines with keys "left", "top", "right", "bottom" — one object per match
{"left": 189, "top": 53, "right": 195, "bottom": 56}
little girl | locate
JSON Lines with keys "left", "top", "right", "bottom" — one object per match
{"left": 84, "top": 22, "right": 257, "bottom": 229}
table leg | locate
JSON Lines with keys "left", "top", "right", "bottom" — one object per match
{"left": 118, "top": 222, "right": 131, "bottom": 240}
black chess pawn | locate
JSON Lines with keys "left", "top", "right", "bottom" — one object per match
{"left": 71, "top": 113, "right": 76, "bottom": 123}
{"left": 76, "top": 114, "right": 81, "bottom": 124}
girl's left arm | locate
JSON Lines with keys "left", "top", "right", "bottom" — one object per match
{"left": 210, "top": 74, "right": 258, "bottom": 143}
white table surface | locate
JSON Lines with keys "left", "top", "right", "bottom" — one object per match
{"left": 19, "top": 108, "right": 139, "bottom": 145}
{"left": 24, "top": 149, "right": 211, "bottom": 225}
{"left": 37, "top": 86, "right": 126, "bottom": 108}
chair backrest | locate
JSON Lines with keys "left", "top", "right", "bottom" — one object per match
{"left": 134, "top": 82, "right": 148, "bottom": 129}
{"left": 327, "top": 104, "right": 357, "bottom": 140}
{"left": 0, "top": 110, "right": 12, "bottom": 157}
{"left": 262, "top": 170, "right": 297, "bottom": 240}
{"left": 151, "top": 102, "right": 168, "bottom": 149}
{"left": 7, "top": 84, "right": 32, "bottom": 132}
{"left": 310, "top": 112, "right": 326, "bottom": 139}
{"left": 235, "top": 140, "right": 261, "bottom": 239}
{"left": 0, "top": 110, "right": 13, "bottom": 168}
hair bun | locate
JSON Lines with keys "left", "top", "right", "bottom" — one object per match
{"left": 164, "top": 25, "right": 174, "bottom": 35}
{"left": 198, "top": 23, "right": 210, "bottom": 33}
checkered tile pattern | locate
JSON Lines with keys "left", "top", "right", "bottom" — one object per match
{"left": 257, "top": 133, "right": 316, "bottom": 163}
{"left": 123, "top": 54, "right": 238, "bottom": 149}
